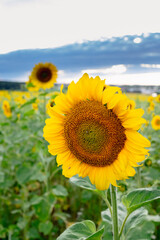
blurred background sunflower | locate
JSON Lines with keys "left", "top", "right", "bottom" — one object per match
{"left": 151, "top": 115, "right": 160, "bottom": 130}
{"left": 27, "top": 63, "right": 58, "bottom": 91}
{"left": 2, "top": 100, "right": 12, "bottom": 118}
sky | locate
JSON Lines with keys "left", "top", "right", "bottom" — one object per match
{"left": 1, "top": 0, "right": 160, "bottom": 54}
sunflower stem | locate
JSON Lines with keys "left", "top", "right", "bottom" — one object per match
{"left": 43, "top": 94, "right": 46, "bottom": 119}
{"left": 110, "top": 185, "right": 119, "bottom": 240}
{"left": 137, "top": 167, "right": 141, "bottom": 188}
{"left": 104, "top": 190, "right": 112, "bottom": 217}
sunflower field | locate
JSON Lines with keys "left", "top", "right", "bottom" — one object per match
{"left": 0, "top": 66, "right": 160, "bottom": 240}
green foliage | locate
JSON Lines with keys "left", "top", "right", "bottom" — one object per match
{"left": 57, "top": 220, "right": 104, "bottom": 240}
{"left": 52, "top": 185, "right": 68, "bottom": 197}
{"left": 70, "top": 175, "right": 96, "bottom": 190}
{"left": 0, "top": 91, "right": 160, "bottom": 239}
{"left": 38, "top": 221, "right": 53, "bottom": 235}
{"left": 122, "top": 188, "right": 160, "bottom": 213}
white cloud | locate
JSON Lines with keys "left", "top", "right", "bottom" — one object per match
{"left": 104, "top": 72, "right": 160, "bottom": 86}
{"left": 14, "top": 70, "right": 160, "bottom": 86}
{"left": 141, "top": 64, "right": 160, "bottom": 68}
{"left": 81, "top": 65, "right": 127, "bottom": 75}
{"left": 1, "top": 0, "right": 160, "bottom": 53}
{"left": 133, "top": 37, "right": 142, "bottom": 44}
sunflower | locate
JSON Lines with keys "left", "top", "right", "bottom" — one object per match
{"left": 156, "top": 94, "right": 160, "bottom": 103}
{"left": 28, "top": 63, "right": 58, "bottom": 90}
{"left": 147, "top": 102, "right": 155, "bottom": 113}
{"left": 151, "top": 115, "right": 160, "bottom": 130}
{"left": 2, "top": 100, "right": 12, "bottom": 118}
{"left": 43, "top": 74, "right": 150, "bottom": 190}
{"left": 148, "top": 95, "right": 154, "bottom": 102}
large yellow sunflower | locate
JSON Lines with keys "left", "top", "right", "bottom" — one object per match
{"left": 43, "top": 74, "right": 150, "bottom": 190}
{"left": 2, "top": 100, "right": 12, "bottom": 118}
{"left": 151, "top": 115, "right": 160, "bottom": 130}
{"left": 28, "top": 63, "right": 58, "bottom": 90}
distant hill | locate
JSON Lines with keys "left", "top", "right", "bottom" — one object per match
{"left": 0, "top": 33, "right": 160, "bottom": 82}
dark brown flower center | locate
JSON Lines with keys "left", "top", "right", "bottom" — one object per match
{"left": 155, "top": 119, "right": 160, "bottom": 125}
{"left": 36, "top": 67, "right": 52, "bottom": 83}
{"left": 64, "top": 100, "right": 126, "bottom": 167}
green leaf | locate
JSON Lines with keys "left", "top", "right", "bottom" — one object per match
{"left": 122, "top": 188, "right": 160, "bottom": 213}
{"left": 20, "top": 98, "right": 37, "bottom": 108}
{"left": 23, "top": 109, "right": 35, "bottom": 117}
{"left": 38, "top": 221, "right": 53, "bottom": 235}
{"left": 52, "top": 185, "right": 68, "bottom": 197}
{"left": 27, "top": 82, "right": 35, "bottom": 88}
{"left": 28, "top": 227, "right": 41, "bottom": 239}
{"left": 39, "top": 92, "right": 48, "bottom": 96}
{"left": 0, "top": 172, "right": 4, "bottom": 183}
{"left": 17, "top": 218, "right": 27, "bottom": 230}
{"left": 57, "top": 220, "right": 100, "bottom": 240}
{"left": 146, "top": 214, "right": 160, "bottom": 222}
{"left": 16, "top": 165, "right": 32, "bottom": 184}
{"left": 122, "top": 208, "right": 155, "bottom": 240}
{"left": 33, "top": 199, "right": 51, "bottom": 221}
{"left": 86, "top": 227, "right": 104, "bottom": 240}
{"left": 0, "top": 224, "right": 6, "bottom": 238}
{"left": 45, "top": 192, "right": 56, "bottom": 205}
{"left": 100, "top": 204, "right": 126, "bottom": 240}
{"left": 30, "top": 195, "right": 43, "bottom": 205}
{"left": 70, "top": 175, "right": 96, "bottom": 190}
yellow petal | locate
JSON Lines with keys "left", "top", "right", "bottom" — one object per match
{"left": 125, "top": 130, "right": 151, "bottom": 147}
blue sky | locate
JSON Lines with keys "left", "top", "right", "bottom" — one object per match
{"left": 0, "top": 0, "right": 160, "bottom": 54}
{"left": 1, "top": 0, "right": 160, "bottom": 85}
{"left": 1, "top": 33, "right": 160, "bottom": 85}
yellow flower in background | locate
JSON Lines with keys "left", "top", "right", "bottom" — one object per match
{"left": 14, "top": 96, "right": 26, "bottom": 106}
{"left": 2, "top": 100, "right": 12, "bottom": 118}
{"left": 156, "top": 94, "right": 160, "bottom": 103}
{"left": 32, "top": 99, "right": 39, "bottom": 111}
{"left": 46, "top": 99, "right": 55, "bottom": 115}
{"left": 147, "top": 101, "right": 155, "bottom": 113}
{"left": 127, "top": 93, "right": 148, "bottom": 102}
{"left": 32, "top": 103, "right": 38, "bottom": 110}
{"left": 151, "top": 115, "right": 160, "bottom": 130}
{"left": 17, "top": 113, "right": 20, "bottom": 119}
{"left": 150, "top": 102, "right": 155, "bottom": 109}
{"left": 148, "top": 95, "right": 154, "bottom": 102}
{"left": 43, "top": 73, "right": 150, "bottom": 190}
{"left": 145, "top": 120, "right": 149, "bottom": 127}
{"left": 28, "top": 63, "right": 58, "bottom": 91}
{"left": 0, "top": 90, "right": 11, "bottom": 101}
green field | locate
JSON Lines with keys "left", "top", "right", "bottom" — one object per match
{"left": 0, "top": 89, "right": 160, "bottom": 240}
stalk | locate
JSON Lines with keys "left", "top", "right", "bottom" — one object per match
{"left": 110, "top": 185, "right": 119, "bottom": 240}
{"left": 137, "top": 167, "right": 141, "bottom": 188}
{"left": 103, "top": 190, "right": 112, "bottom": 217}
{"left": 43, "top": 94, "right": 46, "bottom": 119}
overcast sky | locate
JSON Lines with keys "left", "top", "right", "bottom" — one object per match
{"left": 0, "top": 0, "right": 160, "bottom": 54}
